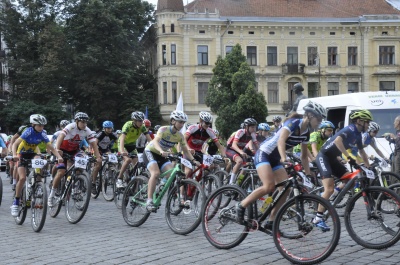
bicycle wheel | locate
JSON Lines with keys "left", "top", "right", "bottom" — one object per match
{"left": 165, "top": 179, "right": 205, "bottom": 235}
{"left": 201, "top": 185, "right": 251, "bottom": 249}
{"left": 371, "top": 171, "right": 400, "bottom": 187}
{"left": 31, "top": 181, "right": 48, "bottom": 232}
{"left": 121, "top": 175, "right": 150, "bottom": 227}
{"left": 114, "top": 177, "right": 124, "bottom": 209}
{"left": 0, "top": 177, "right": 2, "bottom": 206}
{"left": 201, "top": 173, "right": 222, "bottom": 198}
{"left": 214, "top": 170, "right": 229, "bottom": 185}
{"left": 273, "top": 194, "right": 341, "bottom": 265}
{"left": 345, "top": 186, "right": 400, "bottom": 249}
{"left": 91, "top": 171, "right": 101, "bottom": 199}
{"left": 15, "top": 186, "right": 28, "bottom": 225}
{"left": 65, "top": 174, "right": 91, "bottom": 224}
{"left": 48, "top": 177, "right": 64, "bottom": 218}
{"left": 102, "top": 168, "right": 116, "bottom": 201}
{"left": 388, "top": 183, "right": 400, "bottom": 196}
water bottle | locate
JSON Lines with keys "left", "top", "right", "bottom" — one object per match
{"left": 65, "top": 175, "right": 72, "bottom": 189}
{"left": 236, "top": 174, "right": 245, "bottom": 185}
{"left": 259, "top": 196, "right": 273, "bottom": 213}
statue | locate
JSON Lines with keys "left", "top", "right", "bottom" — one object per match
{"left": 289, "top": 83, "right": 307, "bottom": 115}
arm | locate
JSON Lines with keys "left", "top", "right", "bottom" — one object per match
{"left": 333, "top": 136, "right": 351, "bottom": 159}
{"left": 12, "top": 138, "right": 23, "bottom": 159}
{"left": 46, "top": 143, "right": 63, "bottom": 162}
{"left": 215, "top": 141, "right": 226, "bottom": 157}
{"left": 301, "top": 143, "right": 311, "bottom": 175}
{"left": 277, "top": 128, "right": 290, "bottom": 163}
{"left": 371, "top": 141, "right": 387, "bottom": 160}
{"left": 359, "top": 149, "right": 370, "bottom": 167}
{"left": 119, "top": 133, "right": 126, "bottom": 154}
{"left": 311, "top": 142, "right": 318, "bottom": 159}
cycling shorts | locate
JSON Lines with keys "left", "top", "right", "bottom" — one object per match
{"left": 254, "top": 148, "right": 283, "bottom": 171}
{"left": 226, "top": 148, "right": 242, "bottom": 161}
{"left": 315, "top": 152, "right": 348, "bottom": 179}
{"left": 17, "top": 153, "right": 37, "bottom": 168}
{"left": 143, "top": 150, "right": 171, "bottom": 171}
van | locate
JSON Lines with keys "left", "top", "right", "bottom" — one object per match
{"left": 296, "top": 91, "right": 400, "bottom": 159}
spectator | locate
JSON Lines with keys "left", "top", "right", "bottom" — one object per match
{"left": 385, "top": 115, "right": 400, "bottom": 174}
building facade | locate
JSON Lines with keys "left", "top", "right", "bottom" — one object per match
{"left": 150, "top": 0, "right": 400, "bottom": 123}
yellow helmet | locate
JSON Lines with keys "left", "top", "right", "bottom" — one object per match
{"left": 349, "top": 109, "right": 373, "bottom": 121}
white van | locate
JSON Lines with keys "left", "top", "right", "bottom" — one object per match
{"left": 296, "top": 91, "right": 400, "bottom": 159}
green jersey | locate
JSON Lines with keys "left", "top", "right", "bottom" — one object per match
{"left": 293, "top": 131, "right": 325, "bottom": 154}
{"left": 119, "top": 121, "right": 148, "bottom": 147}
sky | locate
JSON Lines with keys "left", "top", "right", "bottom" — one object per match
{"left": 146, "top": 0, "right": 195, "bottom": 9}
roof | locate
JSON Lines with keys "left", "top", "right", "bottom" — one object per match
{"left": 157, "top": 0, "right": 184, "bottom": 13}
{"left": 185, "top": 0, "right": 400, "bottom": 18}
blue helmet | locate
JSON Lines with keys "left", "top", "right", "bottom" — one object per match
{"left": 258, "top": 123, "right": 270, "bottom": 131}
{"left": 103, "top": 120, "right": 114, "bottom": 128}
{"left": 319, "top": 121, "right": 335, "bottom": 130}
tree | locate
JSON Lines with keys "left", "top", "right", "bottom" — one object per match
{"left": 206, "top": 44, "right": 268, "bottom": 139}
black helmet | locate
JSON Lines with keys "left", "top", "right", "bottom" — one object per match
{"left": 292, "top": 83, "right": 304, "bottom": 92}
{"left": 244, "top": 118, "right": 257, "bottom": 127}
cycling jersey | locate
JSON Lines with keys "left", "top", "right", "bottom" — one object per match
{"left": 293, "top": 131, "right": 326, "bottom": 154}
{"left": 17, "top": 127, "right": 49, "bottom": 154}
{"left": 146, "top": 126, "right": 186, "bottom": 155}
{"left": 0, "top": 136, "right": 6, "bottom": 148}
{"left": 260, "top": 118, "right": 310, "bottom": 155}
{"left": 204, "top": 139, "right": 219, "bottom": 155}
{"left": 59, "top": 123, "right": 96, "bottom": 152}
{"left": 185, "top": 124, "right": 218, "bottom": 151}
{"left": 96, "top": 131, "right": 118, "bottom": 152}
{"left": 227, "top": 129, "right": 258, "bottom": 150}
{"left": 119, "top": 121, "right": 148, "bottom": 147}
{"left": 320, "top": 123, "right": 363, "bottom": 157}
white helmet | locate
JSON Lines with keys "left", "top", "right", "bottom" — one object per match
{"left": 60, "top": 120, "right": 70, "bottom": 127}
{"left": 199, "top": 111, "right": 213, "bottom": 123}
{"left": 303, "top": 101, "right": 327, "bottom": 119}
{"left": 131, "top": 111, "right": 145, "bottom": 121}
{"left": 30, "top": 114, "right": 47, "bottom": 125}
{"left": 170, "top": 110, "right": 188, "bottom": 122}
{"left": 368, "top": 121, "right": 380, "bottom": 132}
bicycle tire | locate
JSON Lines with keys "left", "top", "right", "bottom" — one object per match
{"left": 388, "top": 183, "right": 400, "bottom": 196}
{"left": 114, "top": 177, "right": 124, "bottom": 210}
{"left": 121, "top": 175, "right": 150, "bottom": 227}
{"left": 344, "top": 186, "right": 400, "bottom": 249}
{"left": 91, "top": 170, "right": 102, "bottom": 199}
{"left": 273, "top": 194, "right": 341, "bottom": 265}
{"left": 102, "top": 168, "right": 116, "bottom": 201}
{"left": 201, "top": 173, "right": 222, "bottom": 198}
{"left": 31, "top": 181, "right": 48, "bottom": 232}
{"left": 0, "top": 177, "right": 2, "bottom": 206}
{"left": 214, "top": 170, "right": 229, "bottom": 185}
{"left": 371, "top": 171, "right": 400, "bottom": 188}
{"left": 65, "top": 174, "right": 91, "bottom": 224}
{"left": 48, "top": 177, "right": 64, "bottom": 218}
{"left": 15, "top": 185, "right": 28, "bottom": 225}
{"left": 201, "top": 185, "right": 251, "bottom": 249}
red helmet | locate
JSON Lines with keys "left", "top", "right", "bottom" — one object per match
{"left": 144, "top": 119, "right": 151, "bottom": 127}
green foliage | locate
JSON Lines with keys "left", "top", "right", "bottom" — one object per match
{"left": 206, "top": 44, "right": 268, "bottom": 139}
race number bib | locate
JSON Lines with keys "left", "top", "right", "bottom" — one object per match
{"left": 75, "top": 156, "right": 88, "bottom": 169}
{"left": 180, "top": 157, "right": 192, "bottom": 168}
{"left": 297, "top": 172, "right": 314, "bottom": 189}
{"left": 108, "top": 154, "right": 118, "bottom": 163}
{"left": 32, "top": 159, "right": 47, "bottom": 169}
{"left": 138, "top": 153, "right": 144, "bottom": 163}
{"left": 203, "top": 154, "right": 214, "bottom": 167}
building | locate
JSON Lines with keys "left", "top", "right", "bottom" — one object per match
{"left": 147, "top": 0, "right": 400, "bottom": 123}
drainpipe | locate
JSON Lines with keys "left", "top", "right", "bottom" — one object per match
{"left": 220, "top": 19, "right": 232, "bottom": 56}
{"left": 358, "top": 17, "right": 364, "bottom": 92}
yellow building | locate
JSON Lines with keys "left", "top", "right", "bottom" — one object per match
{"left": 148, "top": 0, "right": 400, "bottom": 123}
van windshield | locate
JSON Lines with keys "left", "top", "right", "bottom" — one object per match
{"left": 369, "top": 109, "right": 398, "bottom": 136}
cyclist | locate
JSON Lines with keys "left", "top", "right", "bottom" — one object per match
{"left": 11, "top": 114, "right": 63, "bottom": 216}
{"left": 48, "top": 112, "right": 101, "bottom": 207}
{"left": 272, "top": 116, "right": 282, "bottom": 132}
{"left": 201, "top": 129, "right": 221, "bottom": 156}
{"left": 117, "top": 111, "right": 152, "bottom": 188}
{"left": 314, "top": 109, "right": 372, "bottom": 231}
{"left": 90, "top": 121, "right": 118, "bottom": 193}
{"left": 111, "top": 130, "right": 122, "bottom": 153}
{"left": 256, "top": 123, "right": 271, "bottom": 143}
{"left": 226, "top": 118, "right": 259, "bottom": 184}
{"left": 50, "top": 120, "right": 70, "bottom": 147}
{"left": 143, "top": 110, "right": 200, "bottom": 212}
{"left": 236, "top": 101, "right": 326, "bottom": 229}
{"left": 136, "top": 119, "right": 153, "bottom": 153}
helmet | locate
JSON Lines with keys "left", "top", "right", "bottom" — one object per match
{"left": 154, "top": 125, "right": 161, "bottom": 131}
{"left": 75, "top": 112, "right": 89, "bottom": 121}
{"left": 103, "top": 120, "right": 114, "bottom": 128}
{"left": 272, "top": 116, "right": 282, "bottom": 122}
{"left": 213, "top": 129, "right": 219, "bottom": 136}
{"left": 60, "top": 120, "right": 70, "bottom": 127}
{"left": 185, "top": 122, "right": 192, "bottom": 130}
{"left": 143, "top": 119, "right": 151, "bottom": 127}
{"left": 292, "top": 83, "right": 304, "bottom": 92}
{"left": 368, "top": 121, "right": 380, "bottom": 132}
{"left": 244, "top": 118, "right": 257, "bottom": 127}
{"left": 131, "top": 111, "right": 145, "bottom": 121}
{"left": 240, "top": 123, "right": 245, "bottom": 129}
{"left": 303, "top": 101, "right": 327, "bottom": 119}
{"left": 319, "top": 121, "right": 335, "bottom": 130}
{"left": 116, "top": 130, "right": 122, "bottom": 134}
{"left": 349, "top": 109, "right": 373, "bottom": 121}
{"left": 30, "top": 114, "right": 47, "bottom": 125}
{"left": 18, "top": 125, "right": 26, "bottom": 132}
{"left": 258, "top": 123, "right": 270, "bottom": 131}
{"left": 170, "top": 110, "right": 188, "bottom": 122}
{"left": 199, "top": 111, "right": 213, "bottom": 123}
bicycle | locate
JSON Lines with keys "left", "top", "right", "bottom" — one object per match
{"left": 13, "top": 156, "right": 48, "bottom": 232}
{"left": 48, "top": 153, "right": 91, "bottom": 224}
{"left": 122, "top": 154, "right": 205, "bottom": 235}
{"left": 201, "top": 162, "right": 341, "bottom": 265}
{"left": 100, "top": 153, "right": 122, "bottom": 201}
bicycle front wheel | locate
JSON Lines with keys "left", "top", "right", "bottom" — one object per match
{"left": 121, "top": 175, "right": 150, "bottom": 227}
{"left": 31, "top": 181, "right": 48, "bottom": 232}
{"left": 345, "top": 186, "right": 400, "bottom": 249}
{"left": 49, "top": 178, "right": 64, "bottom": 218}
{"left": 65, "top": 174, "right": 91, "bottom": 224}
{"left": 273, "top": 194, "right": 341, "bottom": 265}
{"left": 102, "top": 168, "right": 116, "bottom": 201}
{"left": 201, "top": 173, "right": 222, "bottom": 198}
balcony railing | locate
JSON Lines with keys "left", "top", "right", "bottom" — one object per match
{"left": 282, "top": 63, "right": 305, "bottom": 74}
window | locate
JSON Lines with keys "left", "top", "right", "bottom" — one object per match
{"left": 307, "top": 82, "right": 319, "bottom": 98}
{"left": 328, "top": 82, "right": 339, "bottom": 95}
{"left": 247, "top": 46, "right": 257, "bottom": 66}
{"left": 269, "top": 31, "right": 275, "bottom": 35}
{"left": 171, "top": 24, "right": 175, "bottom": 33}
{"left": 330, "top": 32, "right": 335, "bottom": 35}
{"left": 228, "top": 31, "right": 234, "bottom": 34}
{"left": 267, "top": 46, "right": 277, "bottom": 66}
{"left": 289, "top": 32, "right": 295, "bottom": 35}
{"left": 172, "top": 82, "right": 177, "bottom": 103}
{"left": 310, "top": 32, "right": 316, "bottom": 35}
{"left": 379, "top": 81, "right": 395, "bottom": 91}
{"left": 162, "top": 45, "right": 166, "bottom": 65}
{"left": 267, "top": 82, "right": 279, "bottom": 103}
{"left": 162, "top": 24, "right": 165, "bottom": 33}
{"left": 348, "top": 47, "right": 357, "bottom": 66}
{"left": 308, "top": 47, "right": 318, "bottom": 66}
{"left": 197, "top": 45, "right": 208, "bottom": 65}
{"left": 198, "top": 82, "right": 209, "bottom": 104}
{"left": 171, "top": 44, "right": 176, "bottom": 65}
{"left": 379, "top": 46, "right": 395, "bottom": 65}
{"left": 226, "top": 46, "right": 233, "bottom": 56}
{"left": 249, "top": 31, "right": 254, "bottom": 35}
{"left": 348, "top": 82, "right": 359, "bottom": 93}
{"left": 287, "top": 47, "right": 298, "bottom": 64}
{"left": 199, "top": 30, "right": 205, "bottom": 34}
{"left": 163, "top": 82, "right": 167, "bottom": 104}
{"left": 328, "top": 47, "right": 338, "bottom": 66}
{"left": 350, "top": 32, "right": 356, "bottom": 36}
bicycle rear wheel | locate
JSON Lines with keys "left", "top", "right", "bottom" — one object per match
{"left": 201, "top": 185, "right": 251, "bottom": 249}
{"left": 345, "top": 186, "right": 400, "bottom": 249}
{"left": 214, "top": 170, "right": 229, "bottom": 185}
{"left": 201, "top": 173, "right": 222, "bottom": 198}
{"left": 15, "top": 186, "right": 28, "bottom": 225}
{"left": 31, "top": 181, "right": 48, "bottom": 232}
{"left": 65, "top": 174, "right": 91, "bottom": 224}
{"left": 49, "top": 178, "right": 64, "bottom": 218}
{"left": 371, "top": 171, "right": 400, "bottom": 187}
{"left": 102, "top": 168, "right": 116, "bottom": 201}
{"left": 274, "top": 194, "right": 341, "bottom": 265}
{"left": 122, "top": 176, "right": 150, "bottom": 227}
{"left": 91, "top": 171, "right": 102, "bottom": 199}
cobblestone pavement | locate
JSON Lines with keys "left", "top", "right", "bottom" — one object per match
{"left": 0, "top": 172, "right": 399, "bottom": 265}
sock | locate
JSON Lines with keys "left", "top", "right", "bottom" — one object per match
{"left": 314, "top": 212, "right": 324, "bottom": 223}
{"left": 13, "top": 179, "right": 17, "bottom": 185}
{"left": 146, "top": 198, "right": 152, "bottom": 204}
{"left": 229, "top": 173, "right": 237, "bottom": 184}
{"left": 13, "top": 197, "right": 20, "bottom": 205}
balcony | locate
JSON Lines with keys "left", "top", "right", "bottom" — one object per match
{"left": 282, "top": 63, "right": 305, "bottom": 74}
